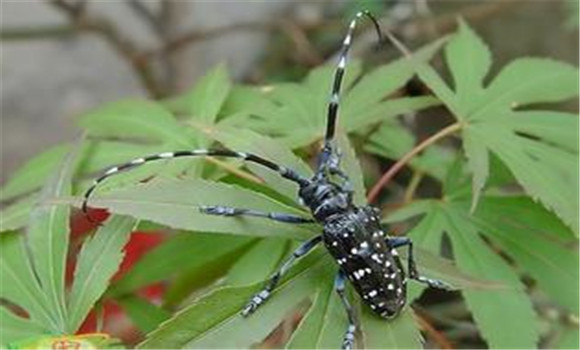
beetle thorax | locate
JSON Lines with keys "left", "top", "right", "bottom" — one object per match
{"left": 299, "top": 180, "right": 352, "bottom": 221}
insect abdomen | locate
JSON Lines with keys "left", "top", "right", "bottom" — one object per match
{"left": 322, "top": 207, "right": 407, "bottom": 318}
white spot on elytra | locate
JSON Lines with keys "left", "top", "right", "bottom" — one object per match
{"left": 387, "top": 284, "right": 394, "bottom": 290}
{"left": 391, "top": 249, "right": 399, "bottom": 256}
{"left": 368, "top": 290, "right": 378, "bottom": 297}
{"left": 397, "top": 288, "right": 403, "bottom": 295}
{"left": 350, "top": 248, "right": 358, "bottom": 255}
{"left": 332, "top": 241, "right": 338, "bottom": 247}
{"left": 360, "top": 241, "right": 369, "bottom": 249}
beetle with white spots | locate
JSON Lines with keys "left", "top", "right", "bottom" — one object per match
{"left": 81, "top": 10, "right": 451, "bottom": 350}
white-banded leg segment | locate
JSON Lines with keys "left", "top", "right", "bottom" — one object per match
{"left": 386, "top": 237, "right": 452, "bottom": 290}
{"left": 241, "top": 235, "right": 322, "bottom": 317}
{"left": 335, "top": 270, "right": 357, "bottom": 350}
{"left": 199, "top": 206, "right": 314, "bottom": 224}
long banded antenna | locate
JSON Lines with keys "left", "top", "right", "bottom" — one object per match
{"left": 324, "top": 10, "right": 384, "bottom": 144}
{"left": 81, "top": 149, "right": 310, "bottom": 223}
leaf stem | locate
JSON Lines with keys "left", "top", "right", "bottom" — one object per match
{"left": 404, "top": 170, "right": 424, "bottom": 204}
{"left": 367, "top": 122, "right": 462, "bottom": 203}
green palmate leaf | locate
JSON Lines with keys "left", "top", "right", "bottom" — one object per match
{"left": 285, "top": 283, "right": 334, "bottom": 349}
{"left": 412, "top": 19, "right": 579, "bottom": 231}
{"left": 117, "top": 295, "right": 171, "bottom": 334}
{"left": 79, "top": 99, "right": 193, "bottom": 147}
{"left": 111, "top": 232, "right": 254, "bottom": 296}
{"left": 202, "top": 126, "right": 313, "bottom": 201}
{"left": 0, "top": 306, "right": 47, "bottom": 346}
{"left": 139, "top": 284, "right": 257, "bottom": 349}
{"left": 444, "top": 19, "right": 491, "bottom": 115}
{"left": 475, "top": 58, "right": 579, "bottom": 117}
{"left": 310, "top": 285, "right": 354, "bottom": 349}
{"left": 185, "top": 64, "right": 231, "bottom": 124}
{"left": 336, "top": 132, "right": 366, "bottom": 206}
{"left": 386, "top": 159, "right": 557, "bottom": 347}
{"left": 0, "top": 232, "right": 55, "bottom": 332}
{"left": 0, "top": 141, "right": 166, "bottom": 202}
{"left": 391, "top": 198, "right": 553, "bottom": 347}
{"left": 139, "top": 251, "right": 329, "bottom": 349}
{"left": 382, "top": 200, "right": 435, "bottom": 224}
{"left": 0, "top": 144, "right": 68, "bottom": 201}
{"left": 502, "top": 111, "right": 578, "bottom": 153}
{"left": 67, "top": 215, "right": 136, "bottom": 331}
{"left": 27, "top": 144, "right": 80, "bottom": 333}
{"left": 162, "top": 247, "right": 247, "bottom": 308}
{"left": 468, "top": 121, "right": 578, "bottom": 232}
{"left": 401, "top": 246, "right": 503, "bottom": 292}
{"left": 466, "top": 196, "right": 579, "bottom": 313}
{"left": 365, "top": 121, "right": 456, "bottom": 181}
{"left": 0, "top": 196, "right": 36, "bottom": 232}
{"left": 219, "top": 85, "right": 275, "bottom": 118}
{"left": 241, "top": 39, "right": 445, "bottom": 149}
{"left": 225, "top": 238, "right": 288, "bottom": 286}
{"left": 83, "top": 178, "right": 318, "bottom": 239}
{"left": 442, "top": 207, "right": 539, "bottom": 348}
{"left": 360, "top": 307, "right": 421, "bottom": 349}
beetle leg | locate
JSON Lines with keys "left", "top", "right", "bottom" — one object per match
{"left": 335, "top": 270, "right": 357, "bottom": 350}
{"left": 387, "top": 237, "right": 452, "bottom": 290}
{"left": 241, "top": 235, "right": 322, "bottom": 316}
{"left": 200, "top": 206, "right": 314, "bottom": 224}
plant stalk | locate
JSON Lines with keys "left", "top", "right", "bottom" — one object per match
{"left": 367, "top": 122, "right": 462, "bottom": 203}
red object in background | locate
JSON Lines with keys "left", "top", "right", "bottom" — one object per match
{"left": 70, "top": 208, "right": 166, "bottom": 345}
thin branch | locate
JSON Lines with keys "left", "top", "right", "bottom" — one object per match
{"left": 404, "top": 170, "right": 424, "bottom": 204}
{"left": 50, "top": 0, "right": 165, "bottom": 98}
{"left": 0, "top": 24, "right": 77, "bottom": 40}
{"left": 127, "top": 0, "right": 163, "bottom": 37}
{"left": 140, "top": 19, "right": 324, "bottom": 65}
{"left": 367, "top": 122, "right": 462, "bottom": 203}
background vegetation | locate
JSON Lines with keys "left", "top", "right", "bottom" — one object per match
{"left": 1, "top": 1, "right": 578, "bottom": 349}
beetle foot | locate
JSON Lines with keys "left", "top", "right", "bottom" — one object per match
{"left": 342, "top": 325, "right": 356, "bottom": 350}
{"left": 240, "top": 290, "right": 270, "bottom": 317}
